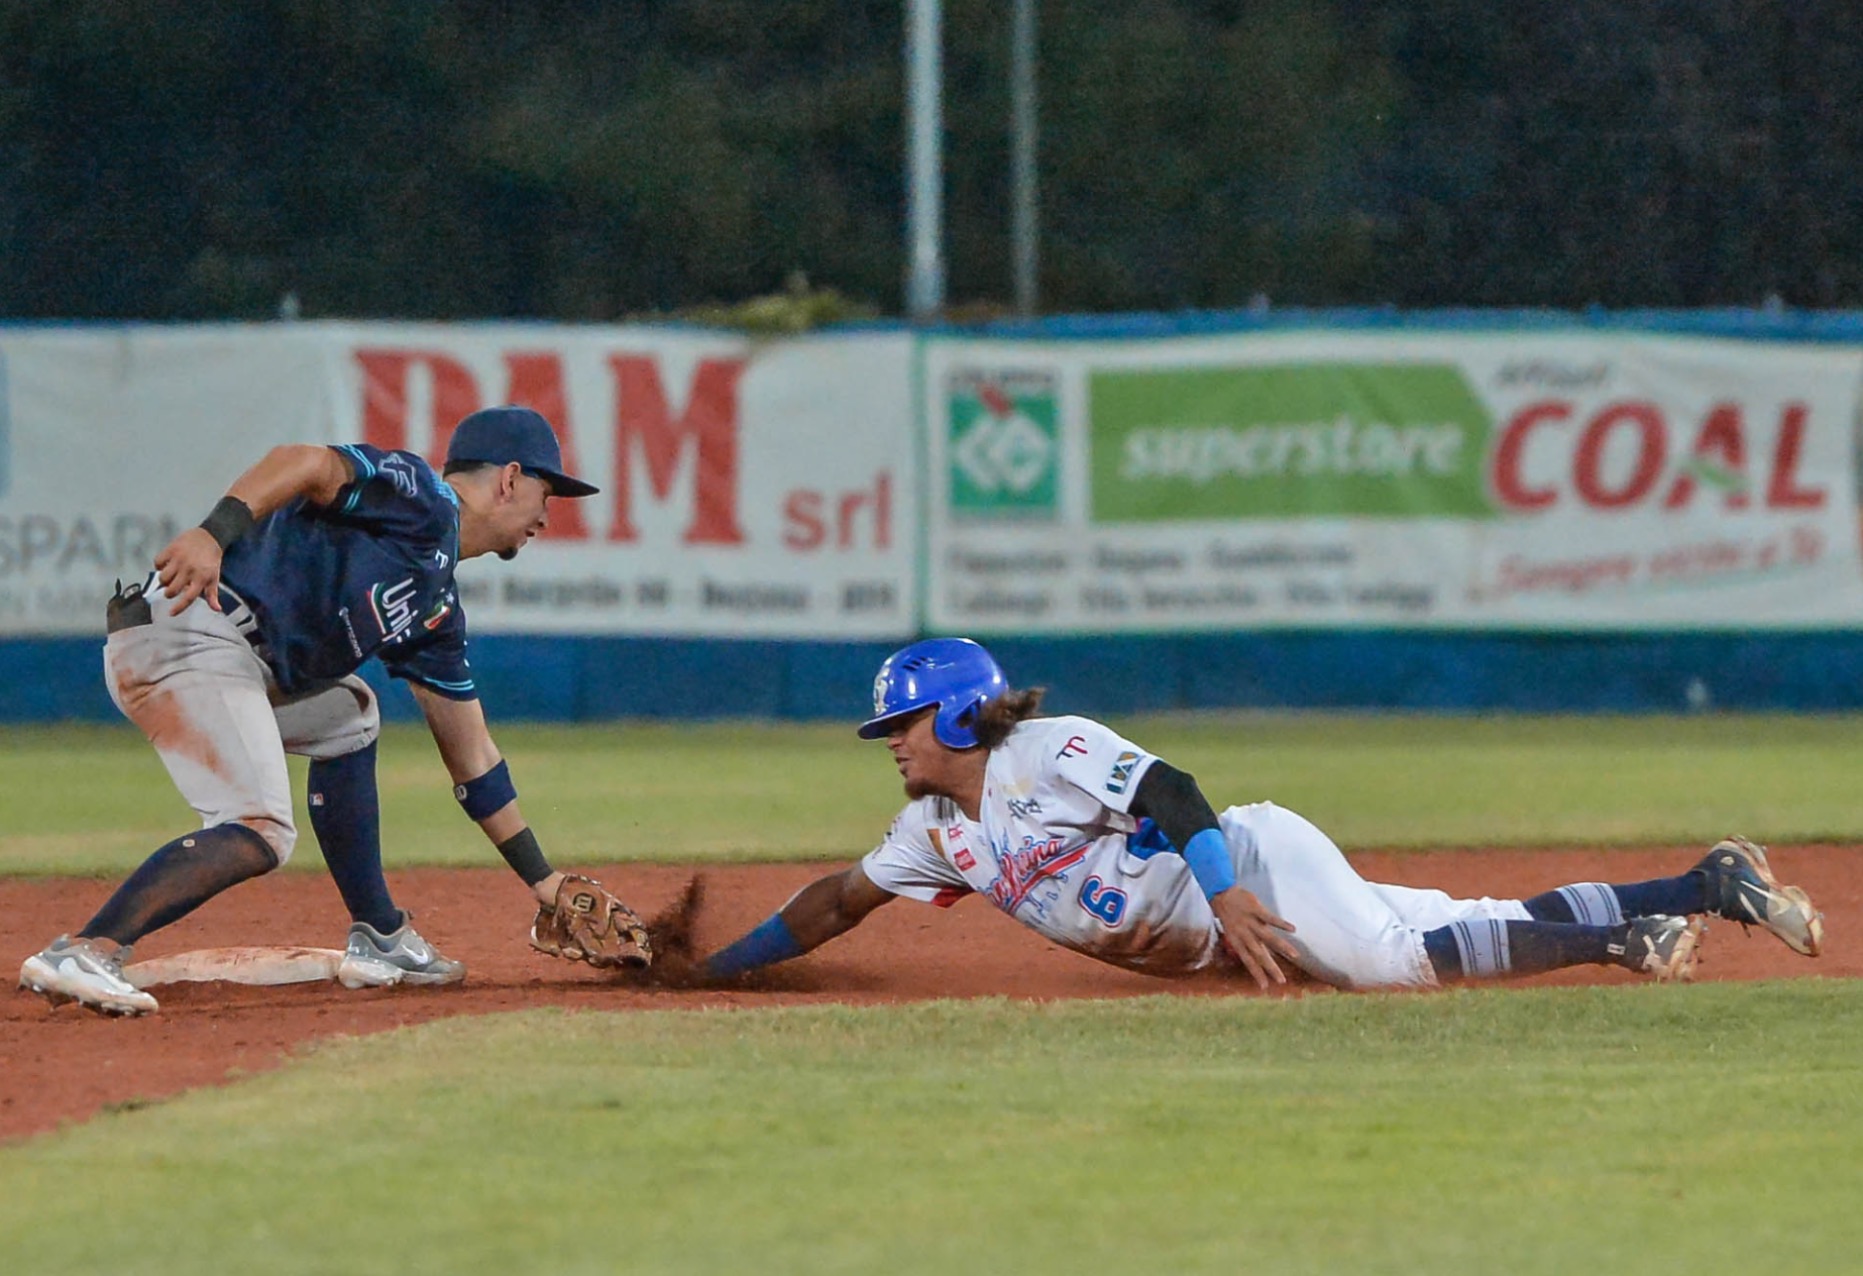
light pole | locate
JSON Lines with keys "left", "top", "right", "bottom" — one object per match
{"left": 905, "top": 0, "right": 945, "bottom": 322}
{"left": 1010, "top": 0, "right": 1039, "bottom": 317}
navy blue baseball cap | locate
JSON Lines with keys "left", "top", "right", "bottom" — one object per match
{"left": 445, "top": 405, "right": 600, "bottom": 498}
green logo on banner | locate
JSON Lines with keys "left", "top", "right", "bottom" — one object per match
{"left": 1090, "top": 363, "right": 1496, "bottom": 520}
{"left": 947, "top": 371, "right": 1059, "bottom": 520}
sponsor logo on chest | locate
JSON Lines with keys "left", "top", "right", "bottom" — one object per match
{"left": 935, "top": 822, "right": 980, "bottom": 873}
{"left": 369, "top": 577, "right": 419, "bottom": 641}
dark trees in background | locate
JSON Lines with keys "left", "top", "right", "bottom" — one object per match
{"left": 1, "top": 0, "right": 1858, "bottom": 321}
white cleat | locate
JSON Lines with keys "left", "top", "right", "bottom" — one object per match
{"left": 20, "top": 935, "right": 160, "bottom": 1016}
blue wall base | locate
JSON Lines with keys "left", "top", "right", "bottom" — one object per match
{"left": 7, "top": 631, "right": 1862, "bottom": 723}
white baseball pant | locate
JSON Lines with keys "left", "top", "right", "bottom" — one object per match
{"left": 102, "top": 579, "right": 380, "bottom": 865}
{"left": 1223, "top": 801, "right": 1530, "bottom": 989}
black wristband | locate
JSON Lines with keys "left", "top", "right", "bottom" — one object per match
{"left": 496, "top": 827, "right": 553, "bottom": 887}
{"left": 199, "top": 496, "right": 257, "bottom": 550}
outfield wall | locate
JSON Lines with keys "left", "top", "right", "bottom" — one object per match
{"left": 4, "top": 309, "right": 1862, "bottom": 722}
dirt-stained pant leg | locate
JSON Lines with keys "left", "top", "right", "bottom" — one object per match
{"left": 273, "top": 675, "right": 380, "bottom": 760}
{"left": 1223, "top": 801, "right": 1440, "bottom": 990}
{"left": 103, "top": 590, "right": 298, "bottom": 864}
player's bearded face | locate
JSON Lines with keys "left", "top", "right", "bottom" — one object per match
{"left": 888, "top": 710, "right": 957, "bottom": 800}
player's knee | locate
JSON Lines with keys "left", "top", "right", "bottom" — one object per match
{"left": 350, "top": 679, "right": 381, "bottom": 747}
{"left": 235, "top": 814, "right": 297, "bottom": 867}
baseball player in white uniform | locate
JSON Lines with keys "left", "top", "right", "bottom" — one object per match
{"left": 698, "top": 638, "right": 1824, "bottom": 990}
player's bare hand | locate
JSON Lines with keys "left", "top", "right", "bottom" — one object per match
{"left": 530, "top": 870, "right": 566, "bottom": 907}
{"left": 1209, "top": 886, "right": 1299, "bottom": 989}
{"left": 153, "top": 528, "right": 227, "bottom": 615}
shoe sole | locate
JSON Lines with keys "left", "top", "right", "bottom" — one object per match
{"left": 336, "top": 958, "right": 466, "bottom": 990}
{"left": 1717, "top": 839, "right": 1825, "bottom": 957}
{"left": 19, "top": 957, "right": 158, "bottom": 1016}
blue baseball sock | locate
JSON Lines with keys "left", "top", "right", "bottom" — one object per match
{"left": 1524, "top": 875, "right": 1701, "bottom": 924}
{"left": 1423, "top": 919, "right": 1620, "bottom": 980}
{"left": 80, "top": 823, "right": 277, "bottom": 945}
{"left": 307, "top": 741, "right": 402, "bottom": 935}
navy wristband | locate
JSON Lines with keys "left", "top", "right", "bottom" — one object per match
{"left": 455, "top": 760, "right": 517, "bottom": 821}
{"left": 704, "top": 914, "right": 804, "bottom": 979}
{"left": 495, "top": 827, "right": 553, "bottom": 886}
{"left": 200, "top": 496, "right": 256, "bottom": 550}
{"left": 1181, "top": 827, "right": 1237, "bottom": 899}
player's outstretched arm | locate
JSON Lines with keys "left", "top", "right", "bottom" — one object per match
{"left": 700, "top": 864, "right": 895, "bottom": 981}
{"left": 410, "top": 684, "right": 566, "bottom": 904}
{"left": 155, "top": 445, "right": 353, "bottom": 615}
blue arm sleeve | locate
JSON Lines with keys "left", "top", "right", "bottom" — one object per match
{"left": 1180, "top": 827, "right": 1238, "bottom": 899}
{"left": 1129, "top": 762, "right": 1235, "bottom": 899}
{"left": 703, "top": 914, "right": 805, "bottom": 979}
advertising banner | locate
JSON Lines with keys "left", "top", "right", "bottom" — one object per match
{"left": 0, "top": 324, "right": 916, "bottom": 639}
{"left": 0, "top": 326, "right": 331, "bottom": 634}
{"left": 322, "top": 324, "right": 915, "bottom": 638}
{"left": 924, "top": 332, "right": 1863, "bottom": 631}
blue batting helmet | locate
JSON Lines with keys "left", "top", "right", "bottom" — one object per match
{"left": 857, "top": 638, "right": 1007, "bottom": 749}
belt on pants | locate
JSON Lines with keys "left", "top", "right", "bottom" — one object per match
{"left": 215, "top": 583, "right": 270, "bottom": 659}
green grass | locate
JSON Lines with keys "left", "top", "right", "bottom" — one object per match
{"left": 4, "top": 714, "right": 1863, "bottom": 875}
{"left": 4, "top": 986, "right": 1860, "bottom": 1274}
{"left": 5, "top": 716, "right": 1860, "bottom": 1271}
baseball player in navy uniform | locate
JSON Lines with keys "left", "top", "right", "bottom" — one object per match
{"left": 699, "top": 638, "right": 1824, "bottom": 990}
{"left": 20, "top": 406, "right": 625, "bottom": 1015}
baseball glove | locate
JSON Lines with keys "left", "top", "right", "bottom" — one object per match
{"left": 530, "top": 873, "right": 653, "bottom": 970}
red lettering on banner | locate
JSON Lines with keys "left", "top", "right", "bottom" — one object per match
{"left": 782, "top": 491, "right": 824, "bottom": 550}
{"left": 503, "top": 353, "right": 590, "bottom": 540}
{"left": 848, "top": 472, "right": 892, "bottom": 549}
{"left": 1492, "top": 398, "right": 1823, "bottom": 514}
{"left": 1766, "top": 403, "right": 1825, "bottom": 509}
{"left": 357, "top": 350, "right": 481, "bottom": 455}
{"left": 782, "top": 473, "right": 894, "bottom": 551}
{"left": 1491, "top": 401, "right": 1569, "bottom": 510}
{"left": 1573, "top": 402, "right": 1664, "bottom": 508}
{"left": 1661, "top": 403, "right": 1749, "bottom": 510}
{"left": 607, "top": 356, "right": 747, "bottom": 545}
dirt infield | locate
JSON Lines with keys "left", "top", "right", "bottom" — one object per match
{"left": 5, "top": 845, "right": 1857, "bottom": 1143}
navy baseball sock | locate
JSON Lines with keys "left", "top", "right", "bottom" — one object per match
{"left": 80, "top": 823, "right": 277, "bottom": 945}
{"left": 308, "top": 741, "right": 403, "bottom": 935}
{"left": 1423, "top": 919, "right": 1618, "bottom": 980}
{"left": 1524, "top": 875, "right": 1701, "bottom": 924}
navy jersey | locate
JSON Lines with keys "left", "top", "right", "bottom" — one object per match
{"left": 219, "top": 444, "right": 476, "bottom": 699}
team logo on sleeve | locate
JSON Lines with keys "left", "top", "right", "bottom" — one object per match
{"left": 1105, "top": 751, "right": 1142, "bottom": 794}
{"left": 380, "top": 453, "right": 421, "bottom": 497}
{"left": 1056, "top": 735, "right": 1089, "bottom": 759}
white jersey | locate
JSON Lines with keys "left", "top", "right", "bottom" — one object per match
{"left": 860, "top": 715, "right": 1223, "bottom": 975}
